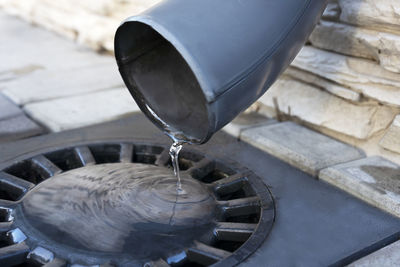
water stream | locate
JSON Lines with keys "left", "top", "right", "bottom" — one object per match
{"left": 169, "top": 141, "right": 185, "bottom": 194}
{"left": 145, "top": 104, "right": 196, "bottom": 193}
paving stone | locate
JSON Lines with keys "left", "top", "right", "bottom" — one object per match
{"left": 24, "top": 88, "right": 141, "bottom": 132}
{"left": 0, "top": 12, "right": 113, "bottom": 79}
{"left": 2, "top": 63, "right": 124, "bottom": 105}
{"left": 0, "top": 114, "right": 44, "bottom": 143}
{"left": 320, "top": 156, "right": 400, "bottom": 218}
{"left": 349, "top": 240, "right": 400, "bottom": 267}
{"left": 0, "top": 93, "right": 22, "bottom": 120}
{"left": 222, "top": 112, "right": 277, "bottom": 138}
{"left": 241, "top": 122, "right": 365, "bottom": 176}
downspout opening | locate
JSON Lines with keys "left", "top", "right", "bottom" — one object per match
{"left": 115, "top": 21, "right": 211, "bottom": 143}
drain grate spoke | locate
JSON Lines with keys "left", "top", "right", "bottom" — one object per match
{"left": 0, "top": 222, "right": 12, "bottom": 235}
{"left": 187, "top": 158, "right": 215, "bottom": 177}
{"left": 74, "top": 146, "right": 96, "bottom": 166}
{"left": 187, "top": 241, "right": 232, "bottom": 266}
{"left": 0, "top": 200, "right": 15, "bottom": 222}
{"left": 218, "top": 196, "right": 260, "bottom": 218}
{"left": 212, "top": 173, "right": 248, "bottom": 196}
{"left": 7, "top": 228, "right": 27, "bottom": 244}
{"left": 31, "top": 155, "right": 62, "bottom": 179}
{"left": 214, "top": 222, "right": 256, "bottom": 242}
{"left": 119, "top": 143, "right": 134, "bottom": 163}
{"left": 42, "top": 257, "right": 67, "bottom": 267}
{"left": 0, "top": 242, "right": 30, "bottom": 266}
{"left": 27, "top": 246, "right": 55, "bottom": 265}
{"left": 154, "top": 259, "right": 170, "bottom": 267}
{"left": 0, "top": 199, "right": 15, "bottom": 209}
{"left": 0, "top": 172, "right": 35, "bottom": 200}
{"left": 155, "top": 149, "right": 170, "bottom": 166}
{"left": 145, "top": 258, "right": 170, "bottom": 267}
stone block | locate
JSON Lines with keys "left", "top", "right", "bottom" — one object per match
{"left": 110, "top": 0, "right": 162, "bottom": 20}
{"left": 258, "top": 77, "right": 395, "bottom": 140}
{"left": 320, "top": 156, "right": 400, "bottom": 218}
{"left": 0, "top": 114, "right": 43, "bottom": 142}
{"left": 241, "top": 121, "right": 364, "bottom": 176}
{"left": 0, "top": 0, "right": 160, "bottom": 53}
{"left": 222, "top": 112, "right": 277, "bottom": 138}
{"left": 310, "top": 21, "right": 400, "bottom": 73}
{"left": 380, "top": 115, "right": 400, "bottom": 154}
{"left": 0, "top": 12, "right": 113, "bottom": 76}
{"left": 292, "top": 46, "right": 400, "bottom": 107}
{"left": 338, "top": 0, "right": 400, "bottom": 34}
{"left": 321, "top": 0, "right": 341, "bottom": 21}
{"left": 24, "top": 88, "right": 141, "bottom": 132}
{"left": 3, "top": 63, "right": 124, "bottom": 105}
{"left": 284, "top": 67, "right": 360, "bottom": 101}
{"left": 41, "top": 0, "right": 117, "bottom": 16}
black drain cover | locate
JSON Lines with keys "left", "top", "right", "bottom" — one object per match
{"left": 0, "top": 142, "right": 274, "bottom": 266}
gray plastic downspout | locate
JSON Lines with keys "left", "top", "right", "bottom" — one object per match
{"left": 115, "top": 0, "right": 329, "bottom": 144}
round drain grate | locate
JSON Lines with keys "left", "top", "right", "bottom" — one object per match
{"left": 0, "top": 142, "right": 275, "bottom": 267}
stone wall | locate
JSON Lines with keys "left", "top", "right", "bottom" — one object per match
{"left": 258, "top": 0, "right": 400, "bottom": 164}
{"left": 1, "top": 0, "right": 400, "bottom": 163}
{"left": 0, "top": 0, "right": 161, "bottom": 51}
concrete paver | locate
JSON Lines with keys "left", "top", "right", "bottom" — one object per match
{"left": 0, "top": 13, "right": 114, "bottom": 82}
{"left": 241, "top": 121, "right": 365, "bottom": 176}
{"left": 0, "top": 92, "right": 22, "bottom": 120}
{"left": 222, "top": 112, "right": 277, "bottom": 138}
{"left": 320, "top": 156, "right": 400, "bottom": 218}
{"left": 0, "top": 114, "right": 43, "bottom": 142}
{"left": 2, "top": 63, "right": 124, "bottom": 105}
{"left": 349, "top": 240, "right": 400, "bottom": 267}
{"left": 1, "top": 12, "right": 140, "bottom": 137}
{"left": 24, "top": 88, "right": 140, "bottom": 132}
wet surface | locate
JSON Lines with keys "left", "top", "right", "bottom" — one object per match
{"left": 361, "top": 165, "right": 400, "bottom": 194}
{"left": 19, "top": 163, "right": 216, "bottom": 260}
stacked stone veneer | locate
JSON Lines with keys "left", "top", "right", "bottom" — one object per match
{"left": 258, "top": 0, "right": 400, "bottom": 164}
{"left": 1, "top": 0, "right": 400, "bottom": 163}
{"left": 0, "top": 0, "right": 162, "bottom": 51}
